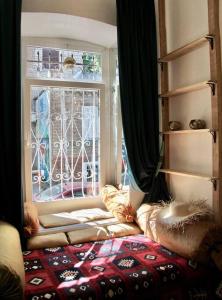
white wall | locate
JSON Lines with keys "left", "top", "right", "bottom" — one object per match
{"left": 22, "top": 0, "right": 116, "bottom": 26}
{"left": 163, "top": 0, "right": 213, "bottom": 206}
{"left": 21, "top": 13, "right": 117, "bottom": 48}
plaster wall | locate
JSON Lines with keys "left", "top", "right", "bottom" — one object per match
{"left": 22, "top": 0, "right": 116, "bottom": 26}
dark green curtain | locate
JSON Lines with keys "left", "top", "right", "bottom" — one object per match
{"left": 116, "top": 0, "right": 170, "bottom": 202}
{"left": 0, "top": 1, "right": 24, "bottom": 236}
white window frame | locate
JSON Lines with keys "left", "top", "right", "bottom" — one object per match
{"left": 22, "top": 38, "right": 113, "bottom": 214}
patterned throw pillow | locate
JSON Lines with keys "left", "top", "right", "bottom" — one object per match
{"left": 101, "top": 185, "right": 134, "bottom": 223}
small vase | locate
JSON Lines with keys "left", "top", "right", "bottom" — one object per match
{"left": 189, "top": 119, "right": 206, "bottom": 129}
{"left": 168, "top": 121, "right": 182, "bottom": 131}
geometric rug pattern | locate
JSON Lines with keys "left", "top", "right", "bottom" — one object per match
{"left": 24, "top": 234, "right": 220, "bottom": 299}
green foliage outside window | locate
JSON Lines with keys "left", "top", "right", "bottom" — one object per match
{"left": 82, "top": 53, "right": 102, "bottom": 75}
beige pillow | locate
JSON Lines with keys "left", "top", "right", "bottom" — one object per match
{"left": 155, "top": 200, "right": 216, "bottom": 259}
{"left": 135, "top": 200, "right": 222, "bottom": 269}
{"left": 107, "top": 223, "right": 142, "bottom": 238}
{"left": 0, "top": 221, "right": 25, "bottom": 288}
{"left": 39, "top": 213, "right": 80, "bottom": 228}
{"left": 0, "top": 264, "right": 23, "bottom": 300}
{"left": 135, "top": 203, "right": 162, "bottom": 241}
{"left": 39, "top": 208, "right": 113, "bottom": 228}
{"left": 194, "top": 225, "right": 222, "bottom": 269}
{"left": 24, "top": 202, "right": 40, "bottom": 237}
{"left": 101, "top": 185, "right": 134, "bottom": 223}
{"left": 27, "top": 232, "right": 69, "bottom": 250}
{"left": 67, "top": 226, "right": 110, "bottom": 244}
{"left": 156, "top": 220, "right": 215, "bottom": 258}
{"left": 67, "top": 223, "right": 141, "bottom": 245}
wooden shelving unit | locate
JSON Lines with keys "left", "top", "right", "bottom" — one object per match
{"left": 158, "top": 35, "right": 214, "bottom": 62}
{"left": 158, "top": 0, "right": 222, "bottom": 222}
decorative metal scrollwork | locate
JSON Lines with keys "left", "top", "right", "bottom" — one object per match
{"left": 31, "top": 88, "right": 99, "bottom": 201}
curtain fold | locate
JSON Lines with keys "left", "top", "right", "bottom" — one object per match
{"left": 0, "top": 1, "right": 24, "bottom": 237}
{"left": 116, "top": 0, "right": 170, "bottom": 202}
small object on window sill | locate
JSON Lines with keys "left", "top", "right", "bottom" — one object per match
{"left": 168, "top": 121, "right": 182, "bottom": 131}
{"left": 189, "top": 119, "right": 206, "bottom": 130}
{"left": 63, "top": 56, "right": 76, "bottom": 69}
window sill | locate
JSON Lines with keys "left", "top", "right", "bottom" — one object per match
{"left": 35, "top": 196, "right": 104, "bottom": 215}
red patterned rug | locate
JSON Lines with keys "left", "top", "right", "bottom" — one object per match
{"left": 24, "top": 234, "right": 220, "bottom": 299}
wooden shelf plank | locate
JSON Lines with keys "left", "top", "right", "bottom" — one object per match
{"left": 161, "top": 129, "right": 210, "bottom": 135}
{"left": 160, "top": 168, "right": 213, "bottom": 181}
{"left": 160, "top": 81, "right": 210, "bottom": 98}
{"left": 158, "top": 35, "right": 213, "bottom": 62}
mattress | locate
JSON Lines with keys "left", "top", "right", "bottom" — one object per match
{"left": 23, "top": 234, "right": 221, "bottom": 299}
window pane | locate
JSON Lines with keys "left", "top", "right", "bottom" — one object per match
{"left": 121, "top": 138, "right": 129, "bottom": 188}
{"left": 26, "top": 46, "right": 102, "bottom": 82}
{"left": 31, "top": 86, "right": 100, "bottom": 202}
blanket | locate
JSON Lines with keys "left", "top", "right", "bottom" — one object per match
{"left": 24, "top": 234, "right": 221, "bottom": 299}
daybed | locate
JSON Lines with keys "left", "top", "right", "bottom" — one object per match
{"left": 0, "top": 218, "right": 221, "bottom": 299}
{"left": 23, "top": 200, "right": 222, "bottom": 300}
{"left": 1, "top": 198, "right": 222, "bottom": 300}
{"left": 24, "top": 234, "right": 221, "bottom": 300}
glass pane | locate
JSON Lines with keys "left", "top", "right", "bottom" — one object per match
{"left": 31, "top": 86, "right": 100, "bottom": 202}
{"left": 121, "top": 138, "right": 129, "bottom": 188}
{"left": 26, "top": 46, "right": 102, "bottom": 82}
